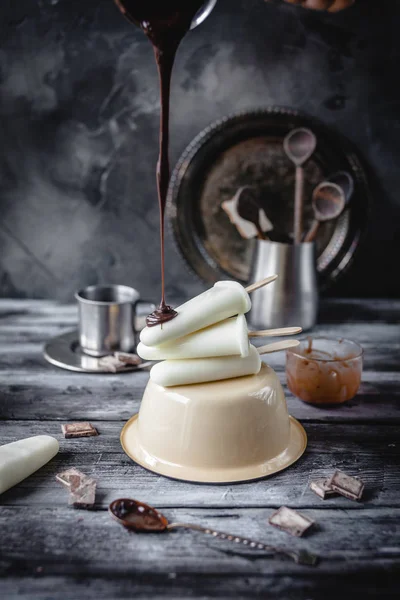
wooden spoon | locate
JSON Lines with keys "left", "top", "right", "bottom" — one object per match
{"left": 327, "top": 171, "right": 354, "bottom": 204}
{"left": 304, "top": 182, "right": 346, "bottom": 243}
{"left": 284, "top": 128, "right": 317, "bottom": 244}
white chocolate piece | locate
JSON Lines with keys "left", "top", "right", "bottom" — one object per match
{"left": 140, "top": 281, "right": 251, "bottom": 348}
{"left": 150, "top": 344, "right": 261, "bottom": 387}
{"left": 137, "top": 315, "right": 250, "bottom": 360}
{"left": 0, "top": 435, "right": 59, "bottom": 495}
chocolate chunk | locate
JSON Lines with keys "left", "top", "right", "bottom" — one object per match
{"left": 55, "top": 467, "right": 86, "bottom": 488}
{"left": 114, "top": 352, "right": 142, "bottom": 366}
{"left": 69, "top": 475, "right": 97, "bottom": 508}
{"left": 310, "top": 478, "right": 337, "bottom": 500}
{"left": 98, "top": 355, "right": 127, "bottom": 373}
{"left": 329, "top": 470, "right": 365, "bottom": 501}
{"left": 61, "top": 422, "right": 98, "bottom": 438}
{"left": 268, "top": 506, "right": 315, "bottom": 537}
{"left": 56, "top": 467, "right": 96, "bottom": 509}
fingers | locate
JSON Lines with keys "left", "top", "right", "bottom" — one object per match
{"left": 328, "top": 0, "right": 355, "bottom": 12}
{"left": 281, "top": 0, "right": 355, "bottom": 10}
{"left": 302, "top": 0, "right": 334, "bottom": 9}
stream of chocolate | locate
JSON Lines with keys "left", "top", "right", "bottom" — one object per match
{"left": 114, "top": 1, "right": 205, "bottom": 326}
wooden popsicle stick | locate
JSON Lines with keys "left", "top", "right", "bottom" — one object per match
{"left": 245, "top": 274, "right": 278, "bottom": 294}
{"left": 248, "top": 326, "right": 302, "bottom": 338}
{"left": 304, "top": 219, "right": 320, "bottom": 243}
{"left": 257, "top": 339, "right": 300, "bottom": 355}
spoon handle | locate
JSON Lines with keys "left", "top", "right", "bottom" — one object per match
{"left": 304, "top": 219, "right": 320, "bottom": 243}
{"left": 166, "top": 522, "right": 318, "bottom": 566}
{"left": 294, "top": 166, "right": 305, "bottom": 244}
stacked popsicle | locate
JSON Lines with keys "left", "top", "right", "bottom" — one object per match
{"left": 137, "top": 277, "right": 301, "bottom": 387}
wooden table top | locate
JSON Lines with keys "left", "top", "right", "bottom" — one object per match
{"left": 1, "top": 298, "right": 399, "bottom": 599}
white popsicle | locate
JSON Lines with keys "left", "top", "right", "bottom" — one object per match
{"left": 140, "top": 281, "right": 252, "bottom": 348}
{"left": 150, "top": 344, "right": 262, "bottom": 387}
{"left": 138, "top": 315, "right": 250, "bottom": 360}
{"left": 0, "top": 435, "right": 59, "bottom": 495}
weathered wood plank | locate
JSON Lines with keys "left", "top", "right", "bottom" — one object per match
{"left": 1, "top": 321, "right": 399, "bottom": 345}
{"left": 0, "top": 421, "right": 398, "bottom": 508}
{"left": 2, "top": 570, "right": 399, "bottom": 600}
{"left": 318, "top": 298, "right": 400, "bottom": 324}
{"left": 1, "top": 368, "right": 399, "bottom": 422}
{"left": 0, "top": 298, "right": 399, "bottom": 599}
{"left": 1, "top": 507, "right": 399, "bottom": 579}
{"left": 1, "top": 341, "right": 399, "bottom": 372}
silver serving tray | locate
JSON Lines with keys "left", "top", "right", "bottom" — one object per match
{"left": 167, "top": 108, "right": 371, "bottom": 289}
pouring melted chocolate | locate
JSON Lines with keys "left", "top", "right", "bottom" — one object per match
{"left": 114, "top": 1, "right": 205, "bottom": 326}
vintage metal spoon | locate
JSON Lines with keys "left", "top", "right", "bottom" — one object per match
{"left": 109, "top": 498, "right": 318, "bottom": 566}
{"left": 304, "top": 181, "right": 346, "bottom": 243}
{"left": 283, "top": 128, "right": 317, "bottom": 244}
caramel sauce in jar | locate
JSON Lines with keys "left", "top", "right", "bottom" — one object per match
{"left": 286, "top": 337, "right": 363, "bottom": 405}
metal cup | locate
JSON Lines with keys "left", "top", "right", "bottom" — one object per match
{"left": 75, "top": 285, "right": 155, "bottom": 357}
{"left": 249, "top": 241, "right": 318, "bottom": 332}
{"left": 190, "top": 0, "right": 218, "bottom": 29}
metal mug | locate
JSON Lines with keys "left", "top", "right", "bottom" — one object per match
{"left": 191, "top": 0, "right": 218, "bottom": 29}
{"left": 75, "top": 285, "right": 155, "bottom": 357}
{"left": 249, "top": 241, "right": 318, "bottom": 332}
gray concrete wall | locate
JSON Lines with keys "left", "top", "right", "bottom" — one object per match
{"left": 0, "top": 0, "right": 399, "bottom": 301}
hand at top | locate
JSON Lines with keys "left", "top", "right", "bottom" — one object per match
{"left": 268, "top": 0, "right": 355, "bottom": 12}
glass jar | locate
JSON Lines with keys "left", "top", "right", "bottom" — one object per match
{"left": 286, "top": 337, "right": 363, "bottom": 405}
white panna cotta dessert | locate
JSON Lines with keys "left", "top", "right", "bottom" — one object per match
{"left": 121, "top": 279, "right": 307, "bottom": 483}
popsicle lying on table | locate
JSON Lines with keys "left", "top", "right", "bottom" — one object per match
{"left": 0, "top": 435, "right": 59, "bottom": 495}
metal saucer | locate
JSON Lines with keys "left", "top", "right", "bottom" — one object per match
{"left": 44, "top": 330, "right": 151, "bottom": 374}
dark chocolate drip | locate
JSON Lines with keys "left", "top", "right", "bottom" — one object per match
{"left": 147, "top": 40, "right": 179, "bottom": 326}
{"left": 114, "top": 1, "right": 204, "bottom": 327}
{"left": 146, "top": 303, "right": 178, "bottom": 327}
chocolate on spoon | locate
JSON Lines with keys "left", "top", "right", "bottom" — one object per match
{"left": 109, "top": 498, "right": 318, "bottom": 566}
